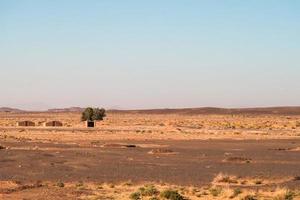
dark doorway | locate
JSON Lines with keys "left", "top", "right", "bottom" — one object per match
{"left": 87, "top": 121, "right": 95, "bottom": 128}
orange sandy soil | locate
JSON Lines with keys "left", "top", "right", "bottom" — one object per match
{"left": 0, "top": 112, "right": 300, "bottom": 143}
{"left": 1, "top": 112, "right": 300, "bottom": 199}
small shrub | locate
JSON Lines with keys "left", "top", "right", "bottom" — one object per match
{"left": 241, "top": 180, "right": 247, "bottom": 185}
{"left": 75, "top": 181, "right": 84, "bottom": 187}
{"left": 209, "top": 187, "right": 222, "bottom": 197}
{"left": 254, "top": 180, "right": 262, "bottom": 185}
{"left": 139, "top": 185, "right": 159, "bottom": 196}
{"left": 123, "top": 181, "right": 133, "bottom": 186}
{"left": 160, "top": 189, "right": 185, "bottom": 200}
{"left": 130, "top": 192, "right": 141, "bottom": 200}
{"left": 242, "top": 195, "right": 257, "bottom": 200}
{"left": 97, "top": 185, "right": 103, "bottom": 189}
{"left": 293, "top": 176, "right": 300, "bottom": 181}
{"left": 191, "top": 187, "right": 200, "bottom": 195}
{"left": 56, "top": 181, "right": 64, "bottom": 188}
{"left": 284, "top": 190, "right": 295, "bottom": 200}
{"left": 230, "top": 188, "right": 242, "bottom": 198}
{"left": 214, "top": 173, "right": 238, "bottom": 184}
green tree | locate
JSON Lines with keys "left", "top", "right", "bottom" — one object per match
{"left": 92, "top": 108, "right": 106, "bottom": 121}
{"left": 81, "top": 107, "right": 94, "bottom": 121}
{"left": 81, "top": 107, "right": 106, "bottom": 121}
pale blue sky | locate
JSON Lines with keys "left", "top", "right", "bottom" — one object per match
{"left": 0, "top": 0, "right": 299, "bottom": 110}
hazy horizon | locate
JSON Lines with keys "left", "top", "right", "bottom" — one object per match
{"left": 1, "top": 1, "right": 299, "bottom": 110}
{"left": 2, "top": 104, "right": 300, "bottom": 112}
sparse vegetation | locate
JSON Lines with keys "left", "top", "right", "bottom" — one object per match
{"left": 129, "top": 184, "right": 159, "bottom": 199}
{"left": 130, "top": 191, "right": 141, "bottom": 200}
{"left": 230, "top": 188, "right": 242, "bottom": 198}
{"left": 254, "top": 180, "right": 262, "bottom": 185}
{"left": 160, "top": 189, "right": 185, "bottom": 200}
{"left": 1, "top": 180, "right": 300, "bottom": 199}
{"left": 284, "top": 190, "right": 295, "bottom": 200}
{"left": 75, "top": 181, "right": 84, "bottom": 188}
{"left": 56, "top": 181, "right": 64, "bottom": 188}
{"left": 149, "top": 197, "right": 159, "bottom": 200}
{"left": 123, "top": 181, "right": 133, "bottom": 186}
{"left": 214, "top": 173, "right": 238, "bottom": 184}
{"left": 242, "top": 195, "right": 257, "bottom": 200}
{"left": 294, "top": 176, "right": 300, "bottom": 181}
{"left": 139, "top": 184, "right": 159, "bottom": 196}
{"left": 209, "top": 187, "right": 222, "bottom": 197}
{"left": 1, "top": 112, "right": 300, "bottom": 199}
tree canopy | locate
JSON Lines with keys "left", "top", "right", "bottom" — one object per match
{"left": 81, "top": 107, "right": 106, "bottom": 121}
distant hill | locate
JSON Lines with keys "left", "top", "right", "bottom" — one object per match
{"left": 0, "top": 107, "right": 25, "bottom": 113}
{"left": 109, "top": 107, "right": 300, "bottom": 115}
{"left": 47, "top": 107, "right": 85, "bottom": 113}
{"left": 2, "top": 106, "right": 300, "bottom": 115}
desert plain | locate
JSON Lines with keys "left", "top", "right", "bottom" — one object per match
{"left": 1, "top": 109, "right": 300, "bottom": 199}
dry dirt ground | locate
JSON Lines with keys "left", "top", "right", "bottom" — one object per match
{"left": 1, "top": 112, "right": 300, "bottom": 199}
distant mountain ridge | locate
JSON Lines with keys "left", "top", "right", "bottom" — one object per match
{"left": 47, "top": 107, "right": 85, "bottom": 112}
{"left": 110, "top": 106, "right": 300, "bottom": 115}
{"left": 1, "top": 106, "right": 300, "bottom": 115}
{"left": 0, "top": 107, "right": 25, "bottom": 113}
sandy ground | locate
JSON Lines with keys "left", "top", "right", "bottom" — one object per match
{"left": 1, "top": 112, "right": 300, "bottom": 199}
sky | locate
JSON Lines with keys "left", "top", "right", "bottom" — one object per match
{"left": 0, "top": 0, "right": 299, "bottom": 110}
